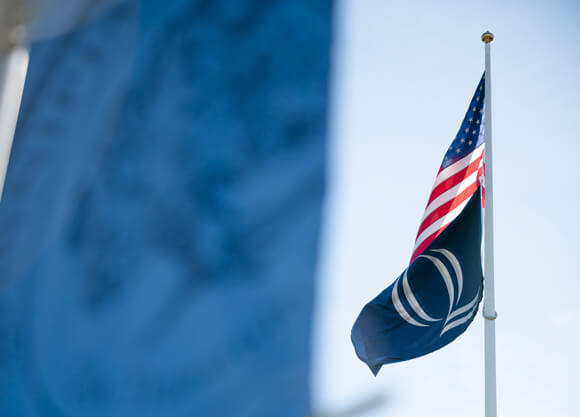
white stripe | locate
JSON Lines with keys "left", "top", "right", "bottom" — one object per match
{"left": 402, "top": 270, "right": 440, "bottom": 323}
{"left": 446, "top": 290, "right": 480, "bottom": 323}
{"left": 413, "top": 198, "right": 470, "bottom": 252}
{"left": 391, "top": 277, "right": 427, "bottom": 327}
{"left": 431, "top": 248, "right": 463, "bottom": 304}
{"left": 418, "top": 254, "right": 454, "bottom": 317}
{"left": 421, "top": 160, "right": 483, "bottom": 224}
{"left": 432, "top": 144, "right": 485, "bottom": 189}
{"left": 441, "top": 291, "right": 480, "bottom": 335}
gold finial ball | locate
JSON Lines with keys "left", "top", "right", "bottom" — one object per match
{"left": 481, "top": 31, "right": 495, "bottom": 43}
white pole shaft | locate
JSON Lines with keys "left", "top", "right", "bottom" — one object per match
{"left": 0, "top": 46, "right": 28, "bottom": 200}
{"left": 483, "top": 40, "right": 497, "bottom": 417}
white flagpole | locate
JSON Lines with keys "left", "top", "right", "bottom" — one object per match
{"left": 0, "top": 0, "right": 33, "bottom": 200}
{"left": 481, "top": 31, "right": 497, "bottom": 417}
{"left": 0, "top": 46, "right": 29, "bottom": 199}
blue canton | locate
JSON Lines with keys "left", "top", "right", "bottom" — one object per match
{"left": 441, "top": 75, "right": 485, "bottom": 170}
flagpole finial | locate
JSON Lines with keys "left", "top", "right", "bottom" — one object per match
{"left": 481, "top": 31, "right": 494, "bottom": 43}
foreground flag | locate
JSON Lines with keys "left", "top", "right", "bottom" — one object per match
{"left": 351, "top": 75, "right": 486, "bottom": 375}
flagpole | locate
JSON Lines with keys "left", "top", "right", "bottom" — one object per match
{"left": 0, "top": 1, "right": 32, "bottom": 200}
{"left": 0, "top": 46, "right": 28, "bottom": 200}
{"left": 481, "top": 30, "right": 497, "bottom": 417}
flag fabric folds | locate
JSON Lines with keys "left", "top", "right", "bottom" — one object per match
{"left": 351, "top": 76, "right": 486, "bottom": 375}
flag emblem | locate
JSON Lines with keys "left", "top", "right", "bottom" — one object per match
{"left": 351, "top": 76, "right": 486, "bottom": 375}
{"left": 392, "top": 248, "right": 481, "bottom": 336}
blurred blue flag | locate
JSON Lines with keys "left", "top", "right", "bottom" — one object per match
{"left": 0, "top": 1, "right": 333, "bottom": 416}
{"left": 351, "top": 189, "right": 483, "bottom": 375}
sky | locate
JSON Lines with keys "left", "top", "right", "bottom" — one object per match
{"left": 312, "top": 1, "right": 580, "bottom": 416}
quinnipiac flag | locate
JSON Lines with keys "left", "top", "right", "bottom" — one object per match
{"left": 351, "top": 76, "right": 486, "bottom": 375}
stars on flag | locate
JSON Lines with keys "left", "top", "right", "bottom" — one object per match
{"left": 439, "top": 74, "right": 485, "bottom": 170}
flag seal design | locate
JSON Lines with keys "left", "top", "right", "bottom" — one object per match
{"left": 392, "top": 248, "right": 481, "bottom": 336}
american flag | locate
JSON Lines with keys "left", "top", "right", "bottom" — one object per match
{"left": 410, "top": 75, "right": 486, "bottom": 263}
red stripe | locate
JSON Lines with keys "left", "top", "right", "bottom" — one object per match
{"left": 426, "top": 155, "right": 484, "bottom": 207}
{"left": 414, "top": 181, "right": 479, "bottom": 239}
{"left": 410, "top": 229, "right": 443, "bottom": 263}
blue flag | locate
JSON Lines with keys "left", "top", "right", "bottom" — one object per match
{"left": 351, "top": 186, "right": 483, "bottom": 375}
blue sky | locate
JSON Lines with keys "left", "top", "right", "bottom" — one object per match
{"left": 312, "top": 1, "right": 580, "bottom": 416}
